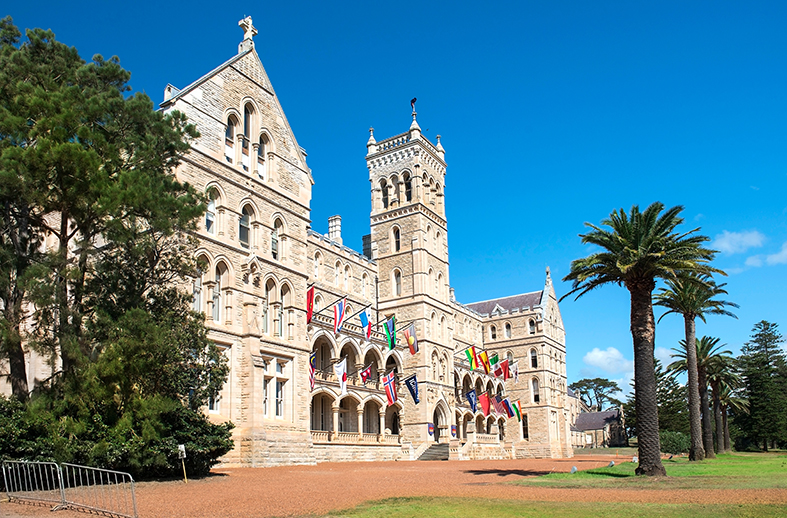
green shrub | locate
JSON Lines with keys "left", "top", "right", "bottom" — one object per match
{"left": 660, "top": 430, "right": 691, "bottom": 454}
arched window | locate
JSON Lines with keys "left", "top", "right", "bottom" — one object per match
{"left": 435, "top": 231, "right": 442, "bottom": 254}
{"left": 314, "top": 294, "right": 323, "bottom": 312}
{"left": 403, "top": 173, "right": 412, "bottom": 202}
{"left": 334, "top": 261, "right": 341, "bottom": 287}
{"left": 490, "top": 325, "right": 497, "bottom": 340}
{"left": 506, "top": 351, "right": 514, "bottom": 364}
{"left": 362, "top": 273, "right": 370, "bottom": 299}
{"left": 380, "top": 179, "right": 389, "bottom": 208}
{"left": 280, "top": 284, "right": 291, "bottom": 338}
{"left": 431, "top": 352, "right": 438, "bottom": 381}
{"left": 344, "top": 265, "right": 350, "bottom": 290}
{"left": 225, "top": 116, "right": 238, "bottom": 163}
{"left": 313, "top": 252, "right": 322, "bottom": 279}
{"left": 440, "top": 316, "right": 446, "bottom": 340}
{"left": 257, "top": 135, "right": 267, "bottom": 178}
{"left": 505, "top": 323, "right": 512, "bottom": 339}
{"left": 271, "top": 219, "right": 283, "bottom": 260}
{"left": 529, "top": 319, "right": 536, "bottom": 334}
{"left": 531, "top": 378, "right": 540, "bottom": 403}
{"left": 522, "top": 414, "right": 529, "bottom": 440}
{"left": 213, "top": 263, "right": 227, "bottom": 322}
{"left": 428, "top": 268, "right": 434, "bottom": 296}
{"left": 193, "top": 259, "right": 207, "bottom": 313}
{"left": 437, "top": 272, "right": 443, "bottom": 298}
{"left": 241, "top": 105, "right": 253, "bottom": 171}
{"left": 393, "top": 269, "right": 402, "bottom": 297}
{"left": 425, "top": 225, "right": 431, "bottom": 248}
{"left": 530, "top": 349, "right": 538, "bottom": 369}
{"left": 239, "top": 206, "right": 252, "bottom": 248}
{"left": 264, "top": 279, "right": 275, "bottom": 334}
{"left": 206, "top": 189, "right": 218, "bottom": 234}
{"left": 393, "top": 227, "right": 401, "bottom": 252}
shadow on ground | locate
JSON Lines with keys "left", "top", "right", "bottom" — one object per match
{"left": 464, "top": 469, "right": 551, "bottom": 478}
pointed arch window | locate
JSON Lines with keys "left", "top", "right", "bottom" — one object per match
{"left": 530, "top": 349, "right": 538, "bottom": 369}
{"left": 344, "top": 265, "right": 350, "bottom": 290}
{"left": 393, "top": 269, "right": 402, "bottom": 297}
{"left": 225, "top": 116, "right": 237, "bottom": 163}
{"left": 380, "top": 179, "right": 389, "bottom": 209}
{"left": 271, "top": 219, "right": 283, "bottom": 260}
{"left": 531, "top": 378, "right": 540, "bottom": 403}
{"left": 393, "top": 227, "right": 401, "bottom": 252}
{"left": 213, "top": 264, "right": 226, "bottom": 323}
{"left": 239, "top": 206, "right": 252, "bottom": 248}
{"left": 257, "top": 135, "right": 267, "bottom": 179}
{"left": 490, "top": 325, "right": 497, "bottom": 340}
{"left": 505, "top": 323, "right": 512, "bottom": 338}
{"left": 404, "top": 174, "right": 412, "bottom": 202}
{"left": 529, "top": 319, "right": 536, "bottom": 334}
{"left": 314, "top": 252, "right": 322, "bottom": 279}
{"left": 206, "top": 189, "right": 218, "bottom": 234}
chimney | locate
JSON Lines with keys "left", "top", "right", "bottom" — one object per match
{"left": 328, "top": 215, "right": 342, "bottom": 245}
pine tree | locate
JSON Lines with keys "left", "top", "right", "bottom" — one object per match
{"left": 736, "top": 321, "right": 787, "bottom": 450}
{"left": 623, "top": 359, "right": 689, "bottom": 438}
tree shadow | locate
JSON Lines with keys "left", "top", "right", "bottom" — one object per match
{"left": 464, "top": 469, "right": 551, "bottom": 477}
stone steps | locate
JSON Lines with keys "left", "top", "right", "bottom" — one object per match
{"left": 417, "top": 443, "right": 450, "bottom": 461}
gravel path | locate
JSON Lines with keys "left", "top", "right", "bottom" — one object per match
{"left": 4, "top": 455, "right": 787, "bottom": 518}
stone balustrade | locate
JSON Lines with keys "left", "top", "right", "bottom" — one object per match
{"left": 311, "top": 430, "right": 400, "bottom": 445}
{"left": 475, "top": 433, "right": 500, "bottom": 444}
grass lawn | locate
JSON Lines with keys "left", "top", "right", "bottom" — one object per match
{"left": 322, "top": 453, "right": 787, "bottom": 518}
{"left": 519, "top": 452, "right": 787, "bottom": 490}
{"left": 327, "top": 497, "right": 786, "bottom": 518}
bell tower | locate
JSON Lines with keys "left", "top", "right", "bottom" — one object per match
{"left": 366, "top": 109, "right": 453, "bottom": 443}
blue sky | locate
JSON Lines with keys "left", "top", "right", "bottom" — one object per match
{"left": 8, "top": 1, "right": 787, "bottom": 395}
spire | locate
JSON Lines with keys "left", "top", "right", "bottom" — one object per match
{"left": 238, "top": 16, "right": 257, "bottom": 53}
{"left": 435, "top": 134, "right": 445, "bottom": 158}
{"left": 409, "top": 111, "right": 421, "bottom": 139}
{"left": 366, "top": 127, "right": 377, "bottom": 156}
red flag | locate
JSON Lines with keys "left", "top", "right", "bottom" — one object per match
{"left": 306, "top": 286, "right": 315, "bottom": 324}
{"left": 500, "top": 359, "right": 510, "bottom": 381}
{"left": 359, "top": 364, "right": 373, "bottom": 383}
{"left": 478, "top": 392, "right": 490, "bottom": 417}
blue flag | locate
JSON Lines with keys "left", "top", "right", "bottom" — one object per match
{"left": 404, "top": 374, "right": 419, "bottom": 404}
{"left": 466, "top": 389, "right": 477, "bottom": 413}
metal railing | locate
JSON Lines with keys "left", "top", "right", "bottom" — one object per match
{"left": 2, "top": 461, "right": 137, "bottom": 518}
{"left": 2, "top": 460, "right": 64, "bottom": 507}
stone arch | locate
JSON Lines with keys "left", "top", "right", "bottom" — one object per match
{"left": 310, "top": 390, "right": 335, "bottom": 431}
{"left": 432, "top": 398, "right": 450, "bottom": 442}
{"left": 362, "top": 346, "right": 384, "bottom": 374}
{"left": 384, "top": 349, "right": 403, "bottom": 374}
{"left": 338, "top": 337, "right": 363, "bottom": 372}
{"left": 337, "top": 394, "right": 362, "bottom": 433}
{"left": 385, "top": 400, "right": 402, "bottom": 435}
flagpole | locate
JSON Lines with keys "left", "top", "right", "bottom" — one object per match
{"left": 310, "top": 292, "right": 349, "bottom": 318}
{"left": 344, "top": 303, "right": 373, "bottom": 323}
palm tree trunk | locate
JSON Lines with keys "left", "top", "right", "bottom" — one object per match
{"left": 629, "top": 284, "right": 666, "bottom": 476}
{"left": 711, "top": 381, "right": 724, "bottom": 454}
{"left": 683, "top": 315, "right": 704, "bottom": 461}
{"left": 698, "top": 366, "right": 715, "bottom": 458}
{"left": 722, "top": 405, "right": 731, "bottom": 452}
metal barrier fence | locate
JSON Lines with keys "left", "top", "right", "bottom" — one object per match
{"left": 2, "top": 460, "right": 64, "bottom": 507}
{"left": 2, "top": 461, "right": 138, "bottom": 518}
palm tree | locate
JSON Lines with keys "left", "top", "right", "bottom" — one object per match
{"left": 719, "top": 383, "right": 748, "bottom": 453}
{"left": 707, "top": 357, "right": 740, "bottom": 454}
{"left": 562, "top": 202, "right": 719, "bottom": 476}
{"left": 654, "top": 274, "right": 737, "bottom": 461}
{"left": 669, "top": 336, "right": 732, "bottom": 458}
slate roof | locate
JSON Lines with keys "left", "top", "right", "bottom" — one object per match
{"left": 574, "top": 409, "right": 622, "bottom": 431}
{"left": 465, "top": 291, "right": 543, "bottom": 315}
{"left": 567, "top": 387, "right": 577, "bottom": 398}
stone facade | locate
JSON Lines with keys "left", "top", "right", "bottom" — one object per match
{"left": 0, "top": 18, "right": 574, "bottom": 466}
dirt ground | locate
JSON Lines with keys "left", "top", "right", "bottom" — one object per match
{"left": 4, "top": 455, "right": 787, "bottom": 518}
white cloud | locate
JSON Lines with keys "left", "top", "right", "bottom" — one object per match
{"left": 583, "top": 347, "right": 634, "bottom": 374}
{"left": 766, "top": 242, "right": 787, "bottom": 265}
{"left": 745, "top": 255, "right": 763, "bottom": 267}
{"left": 654, "top": 347, "right": 673, "bottom": 367}
{"left": 713, "top": 230, "right": 765, "bottom": 254}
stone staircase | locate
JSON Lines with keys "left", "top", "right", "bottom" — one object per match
{"left": 417, "top": 443, "right": 450, "bottom": 461}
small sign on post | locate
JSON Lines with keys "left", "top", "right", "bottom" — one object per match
{"left": 178, "top": 444, "right": 187, "bottom": 483}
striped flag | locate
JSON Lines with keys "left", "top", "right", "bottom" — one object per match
{"left": 502, "top": 398, "right": 515, "bottom": 418}
{"left": 478, "top": 351, "right": 491, "bottom": 374}
{"left": 333, "top": 358, "right": 347, "bottom": 395}
{"left": 359, "top": 307, "right": 373, "bottom": 339}
{"left": 465, "top": 346, "right": 478, "bottom": 369}
{"left": 403, "top": 322, "right": 418, "bottom": 355}
{"left": 512, "top": 400, "right": 522, "bottom": 422}
{"left": 383, "top": 316, "right": 396, "bottom": 350}
{"left": 309, "top": 351, "right": 317, "bottom": 390}
{"left": 382, "top": 371, "right": 398, "bottom": 406}
{"left": 334, "top": 298, "right": 347, "bottom": 333}
{"left": 492, "top": 394, "right": 506, "bottom": 415}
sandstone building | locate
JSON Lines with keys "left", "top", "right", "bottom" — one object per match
{"left": 2, "top": 18, "right": 573, "bottom": 466}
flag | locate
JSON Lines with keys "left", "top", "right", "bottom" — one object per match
{"left": 309, "top": 351, "right": 317, "bottom": 391}
{"left": 359, "top": 307, "right": 372, "bottom": 340}
{"left": 478, "top": 392, "right": 490, "bottom": 417}
{"left": 333, "top": 298, "right": 347, "bottom": 333}
{"left": 512, "top": 361, "right": 519, "bottom": 384}
{"left": 334, "top": 358, "right": 347, "bottom": 395}
{"left": 500, "top": 359, "right": 510, "bottom": 381}
{"left": 493, "top": 394, "right": 506, "bottom": 415}
{"left": 465, "top": 346, "right": 478, "bottom": 369}
{"left": 478, "top": 351, "right": 491, "bottom": 374}
{"left": 403, "top": 322, "right": 418, "bottom": 355}
{"left": 383, "top": 316, "right": 396, "bottom": 350}
{"left": 306, "top": 286, "right": 315, "bottom": 324}
{"left": 492, "top": 358, "right": 504, "bottom": 378}
{"left": 359, "top": 363, "right": 373, "bottom": 383}
{"left": 382, "top": 371, "right": 398, "bottom": 406}
{"left": 428, "top": 423, "right": 434, "bottom": 436}
{"left": 466, "top": 389, "right": 477, "bottom": 413}
{"left": 502, "top": 398, "right": 515, "bottom": 418}
{"left": 451, "top": 425, "right": 457, "bottom": 437}
{"left": 490, "top": 353, "right": 499, "bottom": 367}
{"left": 404, "top": 374, "right": 419, "bottom": 404}
{"left": 512, "top": 400, "right": 522, "bottom": 422}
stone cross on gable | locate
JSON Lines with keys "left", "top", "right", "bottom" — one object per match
{"left": 239, "top": 16, "right": 258, "bottom": 41}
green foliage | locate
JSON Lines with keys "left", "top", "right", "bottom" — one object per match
{"left": 660, "top": 431, "right": 691, "bottom": 454}
{"left": 624, "top": 359, "right": 689, "bottom": 437}
{"left": 569, "top": 377, "right": 623, "bottom": 410}
{"left": 735, "top": 321, "right": 787, "bottom": 450}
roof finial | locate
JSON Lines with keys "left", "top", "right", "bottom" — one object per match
{"left": 238, "top": 17, "right": 257, "bottom": 53}
{"left": 366, "top": 127, "right": 377, "bottom": 156}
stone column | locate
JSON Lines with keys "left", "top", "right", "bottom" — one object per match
{"left": 378, "top": 411, "right": 386, "bottom": 443}
{"left": 357, "top": 409, "right": 364, "bottom": 439}
{"left": 331, "top": 405, "right": 340, "bottom": 441}
{"left": 224, "top": 289, "right": 233, "bottom": 326}
{"left": 466, "top": 419, "right": 476, "bottom": 445}
{"left": 204, "top": 281, "right": 216, "bottom": 319}
{"left": 267, "top": 152, "right": 275, "bottom": 182}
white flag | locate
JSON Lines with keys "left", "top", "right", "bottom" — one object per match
{"left": 512, "top": 360, "right": 519, "bottom": 384}
{"left": 333, "top": 358, "right": 348, "bottom": 395}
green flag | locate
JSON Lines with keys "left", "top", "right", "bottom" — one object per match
{"left": 384, "top": 316, "right": 396, "bottom": 350}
